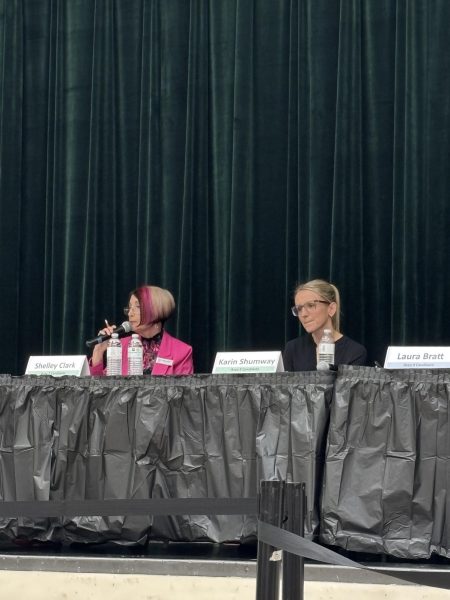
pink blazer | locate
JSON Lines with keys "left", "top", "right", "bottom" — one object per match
{"left": 90, "top": 330, "right": 194, "bottom": 376}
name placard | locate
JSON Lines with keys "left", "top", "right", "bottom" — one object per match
{"left": 384, "top": 346, "right": 450, "bottom": 369}
{"left": 25, "top": 355, "right": 90, "bottom": 377}
{"left": 212, "top": 351, "right": 284, "bottom": 374}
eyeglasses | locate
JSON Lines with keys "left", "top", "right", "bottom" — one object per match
{"left": 123, "top": 305, "right": 141, "bottom": 316}
{"left": 291, "top": 300, "right": 330, "bottom": 316}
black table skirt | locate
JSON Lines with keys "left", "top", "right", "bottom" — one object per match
{"left": 0, "top": 368, "right": 447, "bottom": 559}
{"left": 321, "top": 365, "right": 449, "bottom": 559}
{"left": 0, "top": 372, "right": 333, "bottom": 546}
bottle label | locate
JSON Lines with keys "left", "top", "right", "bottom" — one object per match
{"left": 318, "top": 343, "right": 335, "bottom": 364}
{"left": 319, "top": 343, "right": 334, "bottom": 355}
{"left": 107, "top": 344, "right": 122, "bottom": 376}
{"left": 129, "top": 347, "right": 143, "bottom": 358}
{"left": 128, "top": 346, "right": 143, "bottom": 375}
{"left": 107, "top": 347, "right": 122, "bottom": 359}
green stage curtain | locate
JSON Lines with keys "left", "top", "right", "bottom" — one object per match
{"left": 0, "top": 0, "right": 449, "bottom": 374}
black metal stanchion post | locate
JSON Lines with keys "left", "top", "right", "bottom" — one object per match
{"left": 282, "top": 482, "right": 305, "bottom": 600}
{"left": 256, "top": 480, "right": 285, "bottom": 600}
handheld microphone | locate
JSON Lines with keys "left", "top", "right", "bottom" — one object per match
{"left": 85, "top": 321, "right": 132, "bottom": 348}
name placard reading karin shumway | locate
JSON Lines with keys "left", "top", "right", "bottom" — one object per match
{"left": 212, "top": 351, "right": 284, "bottom": 374}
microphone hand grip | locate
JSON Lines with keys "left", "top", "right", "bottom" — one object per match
{"left": 85, "top": 321, "right": 131, "bottom": 348}
{"left": 86, "top": 334, "right": 109, "bottom": 348}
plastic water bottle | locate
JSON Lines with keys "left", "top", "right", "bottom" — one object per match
{"left": 106, "top": 333, "right": 122, "bottom": 376}
{"left": 128, "top": 334, "right": 143, "bottom": 375}
{"left": 317, "top": 329, "right": 335, "bottom": 370}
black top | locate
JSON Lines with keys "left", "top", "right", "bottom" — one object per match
{"left": 283, "top": 334, "right": 367, "bottom": 372}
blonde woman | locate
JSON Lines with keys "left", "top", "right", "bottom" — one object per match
{"left": 283, "top": 279, "right": 366, "bottom": 371}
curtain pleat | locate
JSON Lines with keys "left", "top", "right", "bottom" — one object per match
{"left": 0, "top": 1, "right": 449, "bottom": 374}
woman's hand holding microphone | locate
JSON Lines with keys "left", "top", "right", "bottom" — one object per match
{"left": 91, "top": 319, "right": 117, "bottom": 367}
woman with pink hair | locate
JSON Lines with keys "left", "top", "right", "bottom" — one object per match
{"left": 90, "top": 285, "right": 193, "bottom": 375}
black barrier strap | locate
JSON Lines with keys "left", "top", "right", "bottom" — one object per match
{"left": 0, "top": 497, "right": 448, "bottom": 590}
{"left": 0, "top": 497, "right": 258, "bottom": 518}
{"left": 258, "top": 520, "right": 359, "bottom": 568}
{"left": 258, "top": 521, "right": 450, "bottom": 590}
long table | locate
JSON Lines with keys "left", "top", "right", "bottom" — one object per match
{"left": 0, "top": 368, "right": 447, "bottom": 559}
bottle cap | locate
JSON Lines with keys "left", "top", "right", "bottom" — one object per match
{"left": 132, "top": 333, "right": 139, "bottom": 338}
{"left": 111, "top": 333, "right": 118, "bottom": 338}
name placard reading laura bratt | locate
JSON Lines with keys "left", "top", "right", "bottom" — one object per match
{"left": 25, "top": 356, "right": 90, "bottom": 377}
{"left": 212, "top": 351, "right": 284, "bottom": 374}
{"left": 384, "top": 346, "right": 450, "bottom": 369}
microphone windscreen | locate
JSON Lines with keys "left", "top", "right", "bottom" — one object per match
{"left": 120, "top": 321, "right": 132, "bottom": 333}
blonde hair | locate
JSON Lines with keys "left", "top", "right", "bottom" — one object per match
{"left": 294, "top": 279, "right": 341, "bottom": 332}
{"left": 130, "top": 285, "right": 176, "bottom": 325}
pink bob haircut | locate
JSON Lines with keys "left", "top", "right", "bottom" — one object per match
{"left": 129, "top": 285, "right": 176, "bottom": 326}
